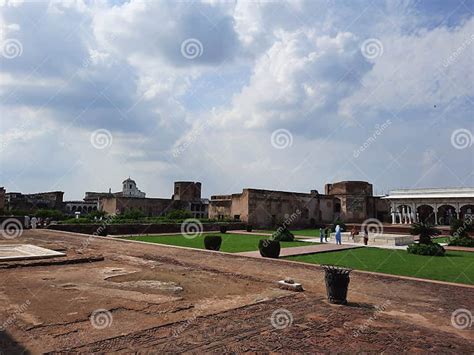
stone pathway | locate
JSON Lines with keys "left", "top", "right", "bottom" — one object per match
{"left": 236, "top": 243, "right": 360, "bottom": 258}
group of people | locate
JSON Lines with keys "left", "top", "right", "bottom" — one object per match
{"left": 24, "top": 216, "right": 50, "bottom": 229}
{"left": 319, "top": 225, "right": 370, "bottom": 245}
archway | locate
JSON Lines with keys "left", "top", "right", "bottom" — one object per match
{"left": 437, "top": 205, "right": 456, "bottom": 225}
{"left": 417, "top": 205, "right": 435, "bottom": 224}
{"left": 333, "top": 198, "right": 341, "bottom": 220}
{"left": 460, "top": 204, "right": 474, "bottom": 222}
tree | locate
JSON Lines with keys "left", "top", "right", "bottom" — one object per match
{"left": 410, "top": 222, "right": 441, "bottom": 244}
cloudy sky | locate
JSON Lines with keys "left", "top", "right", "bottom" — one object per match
{"left": 0, "top": 0, "right": 473, "bottom": 200}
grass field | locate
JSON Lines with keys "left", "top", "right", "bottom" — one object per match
{"left": 257, "top": 229, "right": 322, "bottom": 237}
{"left": 286, "top": 248, "right": 474, "bottom": 285}
{"left": 124, "top": 233, "right": 312, "bottom": 253}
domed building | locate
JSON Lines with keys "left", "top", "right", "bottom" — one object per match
{"left": 121, "top": 178, "right": 146, "bottom": 198}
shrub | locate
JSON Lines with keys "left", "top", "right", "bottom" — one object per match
{"left": 258, "top": 239, "right": 280, "bottom": 258}
{"left": 246, "top": 225, "right": 253, "bottom": 232}
{"left": 35, "top": 209, "right": 67, "bottom": 220}
{"left": 96, "top": 226, "right": 108, "bottom": 236}
{"left": 410, "top": 222, "right": 441, "bottom": 244}
{"left": 448, "top": 237, "right": 474, "bottom": 247}
{"left": 450, "top": 218, "right": 473, "bottom": 239}
{"left": 166, "top": 209, "right": 193, "bottom": 220}
{"left": 204, "top": 235, "right": 222, "bottom": 251}
{"left": 407, "top": 242, "right": 445, "bottom": 256}
{"left": 271, "top": 226, "right": 294, "bottom": 241}
{"left": 118, "top": 208, "right": 146, "bottom": 220}
{"left": 219, "top": 225, "right": 228, "bottom": 234}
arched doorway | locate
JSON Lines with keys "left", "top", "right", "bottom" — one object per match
{"left": 333, "top": 198, "right": 341, "bottom": 220}
{"left": 417, "top": 205, "right": 435, "bottom": 224}
{"left": 437, "top": 205, "right": 456, "bottom": 225}
{"left": 460, "top": 204, "right": 474, "bottom": 222}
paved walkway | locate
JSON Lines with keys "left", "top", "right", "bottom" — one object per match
{"left": 236, "top": 243, "right": 361, "bottom": 258}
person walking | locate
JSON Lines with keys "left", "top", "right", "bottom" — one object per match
{"left": 363, "top": 225, "right": 369, "bottom": 246}
{"left": 350, "top": 226, "right": 357, "bottom": 241}
{"left": 324, "top": 227, "right": 329, "bottom": 242}
{"left": 319, "top": 227, "right": 324, "bottom": 243}
{"left": 31, "top": 216, "right": 38, "bottom": 229}
{"left": 335, "top": 224, "right": 342, "bottom": 245}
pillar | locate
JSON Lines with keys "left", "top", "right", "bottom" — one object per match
{"left": 391, "top": 212, "right": 396, "bottom": 224}
{"left": 397, "top": 212, "right": 402, "bottom": 224}
{"left": 402, "top": 207, "right": 407, "bottom": 224}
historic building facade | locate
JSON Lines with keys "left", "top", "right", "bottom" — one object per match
{"left": 99, "top": 181, "right": 208, "bottom": 218}
{"left": 209, "top": 181, "right": 389, "bottom": 227}
{"left": 383, "top": 187, "right": 474, "bottom": 225}
{"left": 5, "top": 191, "right": 64, "bottom": 212}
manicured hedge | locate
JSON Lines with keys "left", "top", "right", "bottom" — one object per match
{"left": 258, "top": 239, "right": 280, "bottom": 258}
{"left": 448, "top": 237, "right": 474, "bottom": 247}
{"left": 219, "top": 225, "right": 228, "bottom": 234}
{"left": 407, "top": 242, "right": 445, "bottom": 256}
{"left": 271, "top": 227, "right": 294, "bottom": 242}
{"left": 204, "top": 235, "right": 222, "bottom": 251}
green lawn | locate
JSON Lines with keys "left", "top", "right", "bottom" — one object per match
{"left": 123, "top": 233, "right": 312, "bottom": 253}
{"left": 286, "top": 248, "right": 474, "bottom": 285}
{"left": 257, "top": 229, "right": 322, "bottom": 237}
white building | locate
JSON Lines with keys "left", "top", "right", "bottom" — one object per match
{"left": 121, "top": 178, "right": 146, "bottom": 198}
{"left": 383, "top": 187, "right": 474, "bottom": 225}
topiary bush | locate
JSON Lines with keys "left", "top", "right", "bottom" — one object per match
{"left": 271, "top": 226, "right": 294, "bottom": 241}
{"left": 448, "top": 237, "right": 474, "bottom": 247}
{"left": 219, "top": 225, "right": 227, "bottom": 234}
{"left": 204, "top": 235, "right": 222, "bottom": 251}
{"left": 246, "top": 224, "right": 253, "bottom": 232}
{"left": 258, "top": 239, "right": 281, "bottom": 258}
{"left": 407, "top": 242, "right": 445, "bottom": 256}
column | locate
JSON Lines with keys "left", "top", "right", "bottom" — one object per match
{"left": 408, "top": 208, "right": 412, "bottom": 224}
{"left": 402, "top": 207, "right": 407, "bottom": 224}
{"left": 397, "top": 212, "right": 402, "bottom": 224}
{"left": 391, "top": 211, "right": 396, "bottom": 224}
{"left": 434, "top": 204, "right": 438, "bottom": 225}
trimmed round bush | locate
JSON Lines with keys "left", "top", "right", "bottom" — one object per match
{"left": 97, "top": 226, "right": 108, "bottom": 236}
{"left": 219, "top": 225, "right": 228, "bottom": 234}
{"left": 204, "top": 235, "right": 222, "bottom": 251}
{"left": 246, "top": 225, "right": 253, "bottom": 232}
{"left": 272, "top": 227, "right": 294, "bottom": 242}
{"left": 258, "top": 239, "right": 280, "bottom": 258}
{"left": 407, "top": 242, "right": 445, "bottom": 256}
{"left": 448, "top": 237, "right": 474, "bottom": 247}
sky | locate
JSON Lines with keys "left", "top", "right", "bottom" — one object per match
{"left": 0, "top": 0, "right": 473, "bottom": 200}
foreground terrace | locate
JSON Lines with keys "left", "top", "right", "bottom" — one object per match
{"left": 0, "top": 229, "right": 472, "bottom": 353}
